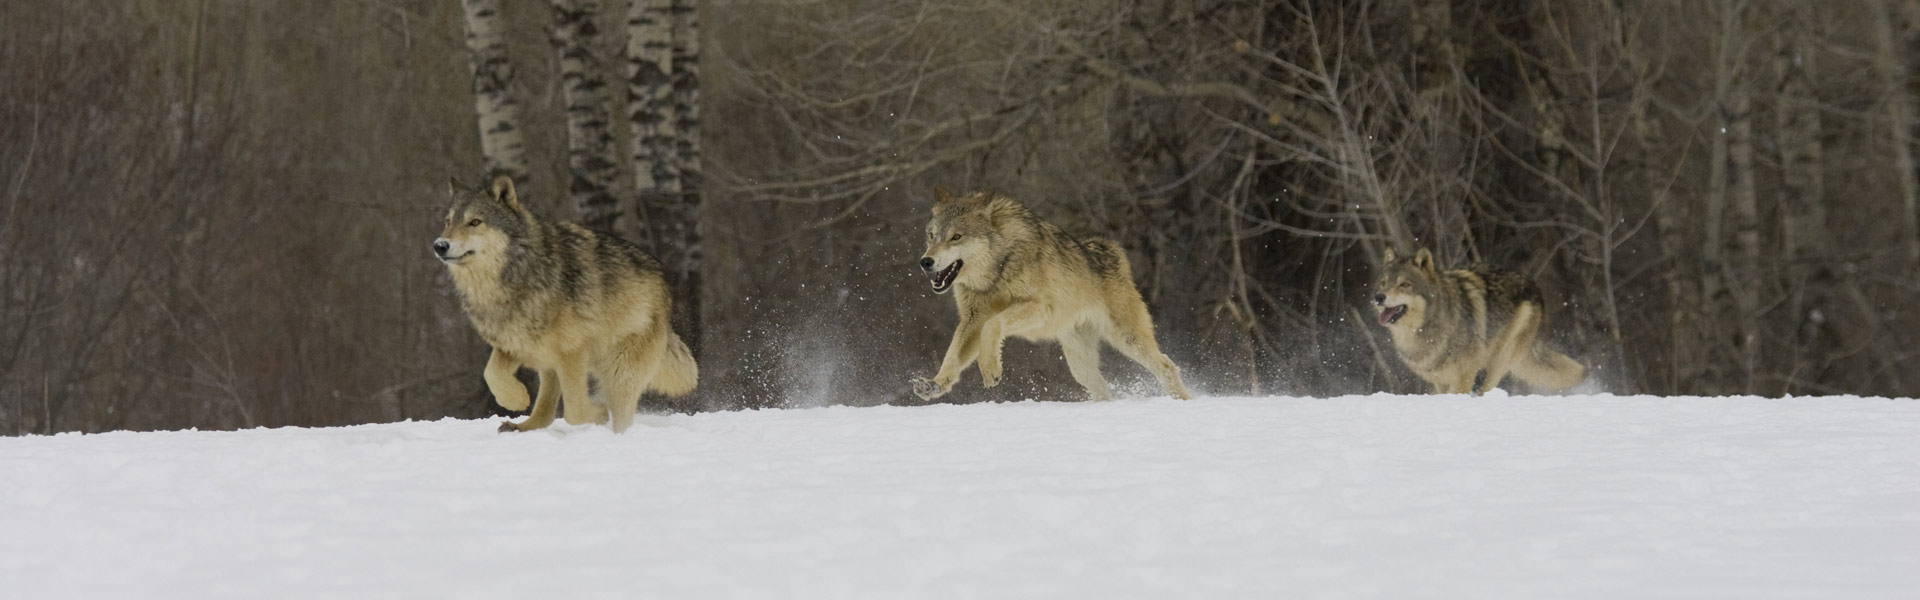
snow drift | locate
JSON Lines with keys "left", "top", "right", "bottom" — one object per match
{"left": 2, "top": 394, "right": 1917, "bottom": 598}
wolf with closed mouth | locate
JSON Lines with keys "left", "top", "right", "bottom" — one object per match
{"left": 436, "top": 175, "right": 697, "bottom": 433}
{"left": 911, "top": 188, "right": 1192, "bottom": 402}
{"left": 1372, "top": 247, "right": 1585, "bottom": 394}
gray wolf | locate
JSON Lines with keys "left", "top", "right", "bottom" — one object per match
{"left": 1371, "top": 247, "right": 1585, "bottom": 394}
{"left": 436, "top": 175, "right": 697, "bottom": 432}
{"left": 911, "top": 188, "right": 1192, "bottom": 402}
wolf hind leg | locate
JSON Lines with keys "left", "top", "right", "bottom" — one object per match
{"left": 500, "top": 369, "right": 562, "bottom": 433}
{"left": 604, "top": 330, "right": 673, "bottom": 433}
{"left": 1475, "top": 303, "right": 1542, "bottom": 395}
{"left": 1513, "top": 345, "right": 1586, "bottom": 392}
{"left": 1104, "top": 299, "right": 1192, "bottom": 400}
{"left": 600, "top": 371, "right": 646, "bottom": 434}
{"left": 1061, "top": 325, "right": 1113, "bottom": 401}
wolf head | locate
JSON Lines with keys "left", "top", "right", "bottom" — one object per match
{"left": 435, "top": 175, "right": 532, "bottom": 269}
{"left": 1373, "top": 247, "right": 1441, "bottom": 331}
{"left": 918, "top": 188, "right": 1004, "bottom": 294}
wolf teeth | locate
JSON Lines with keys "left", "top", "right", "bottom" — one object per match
{"left": 931, "top": 260, "right": 963, "bottom": 290}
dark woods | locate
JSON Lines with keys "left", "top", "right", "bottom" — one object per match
{"left": 4, "top": 0, "right": 1917, "bottom": 435}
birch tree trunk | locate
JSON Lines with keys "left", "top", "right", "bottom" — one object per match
{"left": 623, "top": 0, "right": 702, "bottom": 359}
{"left": 460, "top": 0, "right": 531, "bottom": 188}
{"left": 626, "top": 0, "right": 677, "bottom": 200}
{"left": 551, "top": 0, "right": 624, "bottom": 235}
{"left": 667, "top": 0, "right": 702, "bottom": 356}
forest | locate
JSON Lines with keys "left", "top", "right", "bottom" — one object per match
{"left": 3, "top": 0, "right": 1917, "bottom": 435}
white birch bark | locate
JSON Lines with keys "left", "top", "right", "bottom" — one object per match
{"left": 551, "top": 0, "right": 624, "bottom": 234}
{"left": 460, "top": 0, "right": 530, "bottom": 188}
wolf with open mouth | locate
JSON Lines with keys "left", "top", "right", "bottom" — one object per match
{"left": 911, "top": 188, "right": 1193, "bottom": 402}
{"left": 1372, "top": 247, "right": 1586, "bottom": 394}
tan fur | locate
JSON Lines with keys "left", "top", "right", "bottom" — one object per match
{"left": 1372, "top": 247, "right": 1586, "bottom": 394}
{"left": 438, "top": 175, "right": 697, "bottom": 433}
{"left": 911, "top": 189, "right": 1192, "bottom": 401}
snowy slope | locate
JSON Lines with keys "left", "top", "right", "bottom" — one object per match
{"left": 2, "top": 394, "right": 1917, "bottom": 599}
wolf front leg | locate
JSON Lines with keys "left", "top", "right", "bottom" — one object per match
{"left": 482, "top": 348, "right": 530, "bottom": 411}
{"left": 499, "top": 369, "right": 560, "bottom": 433}
{"left": 976, "top": 302, "right": 1050, "bottom": 388}
{"left": 913, "top": 311, "right": 988, "bottom": 400}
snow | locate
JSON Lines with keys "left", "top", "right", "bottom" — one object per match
{"left": 3, "top": 394, "right": 1918, "bottom": 599}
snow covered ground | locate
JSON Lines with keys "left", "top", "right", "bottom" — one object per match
{"left": 2, "top": 394, "right": 1917, "bottom": 599}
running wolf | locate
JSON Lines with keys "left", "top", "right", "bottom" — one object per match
{"left": 911, "top": 188, "right": 1192, "bottom": 402}
{"left": 1371, "top": 247, "right": 1585, "bottom": 394}
{"left": 435, "top": 175, "right": 697, "bottom": 433}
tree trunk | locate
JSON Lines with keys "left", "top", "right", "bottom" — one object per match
{"left": 1873, "top": 0, "right": 1920, "bottom": 268}
{"left": 1775, "top": 3, "right": 1835, "bottom": 392}
{"left": 626, "top": 0, "right": 677, "bottom": 199}
{"left": 460, "top": 0, "right": 531, "bottom": 188}
{"left": 1728, "top": 86, "right": 1761, "bottom": 393}
{"left": 551, "top": 0, "right": 624, "bottom": 235}
{"left": 625, "top": 0, "right": 701, "bottom": 365}
{"left": 668, "top": 0, "right": 702, "bottom": 357}
{"left": 1704, "top": 0, "right": 1756, "bottom": 394}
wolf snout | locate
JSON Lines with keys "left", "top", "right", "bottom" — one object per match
{"left": 433, "top": 238, "right": 452, "bottom": 258}
{"left": 1373, "top": 293, "right": 1385, "bottom": 305}
{"left": 919, "top": 257, "right": 935, "bottom": 271}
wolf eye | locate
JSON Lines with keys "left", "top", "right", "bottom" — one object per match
{"left": 467, "top": 218, "right": 483, "bottom": 227}
{"left": 949, "top": 233, "right": 962, "bottom": 242}
{"left": 1398, "top": 281, "right": 1411, "bottom": 289}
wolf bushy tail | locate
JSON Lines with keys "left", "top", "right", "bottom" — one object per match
{"left": 651, "top": 332, "right": 699, "bottom": 396}
{"left": 1512, "top": 343, "right": 1585, "bottom": 392}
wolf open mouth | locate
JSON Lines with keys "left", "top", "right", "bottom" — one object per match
{"left": 1378, "top": 304, "right": 1407, "bottom": 326}
{"left": 930, "top": 259, "right": 963, "bottom": 294}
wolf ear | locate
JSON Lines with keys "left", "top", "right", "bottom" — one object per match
{"left": 489, "top": 175, "right": 524, "bottom": 211}
{"left": 1413, "top": 248, "right": 1435, "bottom": 272}
{"left": 448, "top": 177, "right": 468, "bottom": 195}
{"left": 933, "top": 187, "right": 954, "bottom": 206}
{"left": 1383, "top": 247, "right": 1397, "bottom": 263}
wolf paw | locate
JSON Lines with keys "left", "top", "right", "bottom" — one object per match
{"left": 1470, "top": 370, "right": 1487, "bottom": 396}
{"left": 493, "top": 386, "right": 531, "bottom": 412}
{"left": 980, "top": 367, "right": 1002, "bottom": 388}
{"left": 497, "top": 421, "right": 520, "bottom": 433}
{"left": 911, "top": 377, "right": 947, "bottom": 401}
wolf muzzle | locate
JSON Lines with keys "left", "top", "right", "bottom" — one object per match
{"left": 927, "top": 259, "right": 963, "bottom": 294}
{"left": 433, "top": 238, "right": 471, "bottom": 262}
